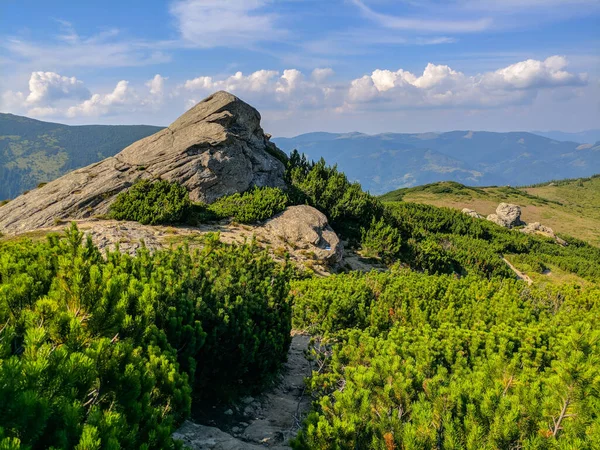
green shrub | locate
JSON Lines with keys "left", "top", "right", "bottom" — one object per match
{"left": 291, "top": 269, "right": 600, "bottom": 449}
{"left": 286, "top": 152, "right": 384, "bottom": 241}
{"left": 360, "top": 217, "right": 402, "bottom": 262}
{"left": 109, "top": 180, "right": 191, "bottom": 225}
{"left": 209, "top": 186, "right": 289, "bottom": 224}
{"left": 0, "top": 224, "right": 293, "bottom": 448}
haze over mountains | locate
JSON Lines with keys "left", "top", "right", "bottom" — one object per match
{"left": 1, "top": 112, "right": 598, "bottom": 199}
{"left": 274, "top": 131, "right": 600, "bottom": 194}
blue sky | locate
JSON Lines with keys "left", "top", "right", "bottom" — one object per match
{"left": 1, "top": 0, "right": 599, "bottom": 136}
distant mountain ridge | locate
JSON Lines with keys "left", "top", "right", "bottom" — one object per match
{"left": 1, "top": 112, "right": 599, "bottom": 199}
{"left": 274, "top": 131, "right": 600, "bottom": 194}
{"left": 532, "top": 129, "right": 600, "bottom": 144}
{"left": 0, "top": 113, "right": 163, "bottom": 199}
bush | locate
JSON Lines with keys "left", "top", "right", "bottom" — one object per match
{"left": 209, "top": 186, "right": 289, "bottom": 224}
{"left": 360, "top": 217, "right": 402, "bottom": 262}
{"left": 286, "top": 152, "right": 384, "bottom": 241}
{"left": 109, "top": 180, "right": 191, "bottom": 225}
{"left": 291, "top": 269, "right": 600, "bottom": 449}
{"left": 0, "top": 224, "right": 293, "bottom": 448}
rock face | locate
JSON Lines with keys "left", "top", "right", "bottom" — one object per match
{"left": 263, "top": 205, "right": 343, "bottom": 264}
{"left": 487, "top": 203, "right": 524, "bottom": 228}
{"left": 462, "top": 208, "right": 484, "bottom": 219}
{"left": 0, "top": 91, "right": 287, "bottom": 234}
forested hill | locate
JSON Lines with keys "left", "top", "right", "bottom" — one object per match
{"left": 273, "top": 131, "right": 600, "bottom": 194}
{"left": 0, "top": 113, "right": 162, "bottom": 199}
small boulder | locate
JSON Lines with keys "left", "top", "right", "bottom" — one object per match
{"left": 462, "top": 208, "right": 484, "bottom": 219}
{"left": 521, "top": 222, "right": 567, "bottom": 246}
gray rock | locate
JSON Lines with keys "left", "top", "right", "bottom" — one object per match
{"left": 521, "top": 222, "right": 567, "bottom": 246}
{"left": 496, "top": 203, "right": 524, "bottom": 228}
{"left": 0, "top": 91, "right": 286, "bottom": 234}
{"left": 262, "top": 205, "right": 343, "bottom": 264}
{"left": 223, "top": 409, "right": 233, "bottom": 416}
{"left": 462, "top": 208, "right": 484, "bottom": 219}
{"left": 173, "top": 421, "right": 264, "bottom": 449}
{"left": 487, "top": 203, "right": 524, "bottom": 228}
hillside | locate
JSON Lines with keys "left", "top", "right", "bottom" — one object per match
{"left": 380, "top": 175, "right": 600, "bottom": 246}
{"left": 0, "top": 113, "right": 162, "bottom": 199}
{"left": 274, "top": 131, "right": 600, "bottom": 194}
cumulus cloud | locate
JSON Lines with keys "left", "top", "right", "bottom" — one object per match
{"left": 183, "top": 68, "right": 342, "bottom": 109}
{"left": 170, "top": 0, "right": 284, "bottom": 48}
{"left": 66, "top": 80, "right": 134, "bottom": 117}
{"left": 1, "top": 56, "right": 588, "bottom": 123}
{"left": 482, "top": 56, "right": 587, "bottom": 90}
{"left": 345, "top": 55, "right": 587, "bottom": 109}
{"left": 25, "top": 71, "right": 90, "bottom": 105}
{"left": 311, "top": 68, "right": 335, "bottom": 82}
{"left": 146, "top": 74, "right": 167, "bottom": 96}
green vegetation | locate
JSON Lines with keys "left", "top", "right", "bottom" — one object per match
{"left": 0, "top": 225, "right": 292, "bottom": 448}
{"left": 109, "top": 180, "right": 192, "bottom": 225}
{"left": 208, "top": 186, "right": 289, "bottom": 223}
{"left": 380, "top": 176, "right": 600, "bottom": 247}
{"left": 360, "top": 217, "right": 402, "bottom": 262}
{"left": 291, "top": 269, "right": 600, "bottom": 449}
{"left": 286, "top": 150, "right": 384, "bottom": 240}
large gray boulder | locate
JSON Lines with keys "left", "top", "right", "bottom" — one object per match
{"left": 263, "top": 205, "right": 343, "bottom": 264}
{"left": 487, "top": 203, "right": 524, "bottom": 228}
{"left": 0, "top": 91, "right": 287, "bottom": 234}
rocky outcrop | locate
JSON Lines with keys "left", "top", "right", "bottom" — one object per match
{"left": 486, "top": 203, "right": 524, "bottom": 228}
{"left": 263, "top": 205, "right": 343, "bottom": 264}
{"left": 0, "top": 91, "right": 286, "bottom": 234}
{"left": 462, "top": 208, "right": 484, "bottom": 219}
{"left": 521, "top": 222, "right": 567, "bottom": 246}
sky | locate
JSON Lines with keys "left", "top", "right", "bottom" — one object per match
{"left": 1, "top": 0, "right": 599, "bottom": 136}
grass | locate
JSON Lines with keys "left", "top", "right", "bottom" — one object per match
{"left": 380, "top": 176, "right": 600, "bottom": 247}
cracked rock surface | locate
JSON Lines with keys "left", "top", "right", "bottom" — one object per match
{"left": 0, "top": 91, "right": 286, "bottom": 234}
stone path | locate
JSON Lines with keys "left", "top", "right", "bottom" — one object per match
{"left": 173, "top": 334, "right": 312, "bottom": 449}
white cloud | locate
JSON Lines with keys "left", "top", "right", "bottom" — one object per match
{"left": 25, "top": 71, "right": 90, "bottom": 105}
{"left": 482, "top": 56, "right": 587, "bottom": 90}
{"left": 66, "top": 80, "right": 134, "bottom": 117}
{"left": 351, "top": 0, "right": 492, "bottom": 33}
{"left": 345, "top": 55, "right": 587, "bottom": 109}
{"left": 311, "top": 68, "right": 335, "bottom": 82}
{"left": 170, "top": 0, "right": 285, "bottom": 48}
{"left": 146, "top": 74, "right": 167, "bottom": 96}
{"left": 183, "top": 68, "right": 342, "bottom": 109}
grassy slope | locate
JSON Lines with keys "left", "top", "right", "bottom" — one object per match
{"left": 380, "top": 176, "right": 600, "bottom": 247}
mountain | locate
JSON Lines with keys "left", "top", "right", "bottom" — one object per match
{"left": 532, "top": 129, "right": 600, "bottom": 144}
{"left": 0, "top": 113, "right": 163, "bottom": 199}
{"left": 0, "top": 91, "right": 287, "bottom": 234}
{"left": 274, "top": 131, "right": 600, "bottom": 194}
{"left": 3, "top": 111, "right": 599, "bottom": 200}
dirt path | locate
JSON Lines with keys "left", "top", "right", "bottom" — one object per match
{"left": 502, "top": 257, "right": 533, "bottom": 285}
{"left": 173, "top": 334, "right": 312, "bottom": 449}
